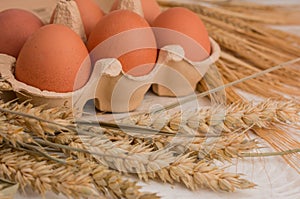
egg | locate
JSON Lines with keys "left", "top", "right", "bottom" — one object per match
{"left": 87, "top": 10, "right": 157, "bottom": 76}
{"left": 111, "top": 0, "right": 161, "bottom": 25}
{"left": 152, "top": 7, "right": 211, "bottom": 62}
{"left": 75, "top": 0, "right": 104, "bottom": 38}
{"left": 0, "top": 9, "right": 43, "bottom": 58}
{"left": 15, "top": 24, "right": 91, "bottom": 93}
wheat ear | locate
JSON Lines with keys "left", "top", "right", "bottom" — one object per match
{"left": 122, "top": 100, "right": 299, "bottom": 134}
{"left": 0, "top": 146, "right": 100, "bottom": 198}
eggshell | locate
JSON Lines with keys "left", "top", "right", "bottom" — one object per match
{"left": 0, "top": 9, "right": 43, "bottom": 58}
{"left": 74, "top": 0, "right": 104, "bottom": 38}
{"left": 15, "top": 24, "right": 91, "bottom": 93}
{"left": 152, "top": 7, "right": 211, "bottom": 62}
{"left": 87, "top": 10, "right": 157, "bottom": 77}
{"left": 111, "top": 0, "right": 161, "bottom": 25}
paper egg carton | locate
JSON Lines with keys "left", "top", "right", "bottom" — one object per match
{"left": 0, "top": 38, "right": 220, "bottom": 113}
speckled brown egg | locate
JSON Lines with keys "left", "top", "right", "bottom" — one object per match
{"left": 111, "top": 0, "right": 161, "bottom": 25}
{"left": 87, "top": 10, "right": 157, "bottom": 77}
{"left": 153, "top": 7, "right": 211, "bottom": 62}
{"left": 0, "top": 9, "right": 44, "bottom": 58}
{"left": 15, "top": 24, "right": 91, "bottom": 93}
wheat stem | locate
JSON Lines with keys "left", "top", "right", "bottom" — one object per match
{"left": 241, "top": 149, "right": 300, "bottom": 158}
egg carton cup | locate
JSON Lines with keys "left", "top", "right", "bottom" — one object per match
{"left": 87, "top": 37, "right": 220, "bottom": 113}
{"left": 0, "top": 38, "right": 220, "bottom": 113}
{"left": 0, "top": 55, "right": 17, "bottom": 102}
{"left": 152, "top": 38, "right": 220, "bottom": 97}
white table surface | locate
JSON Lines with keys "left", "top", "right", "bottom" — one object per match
{"left": 0, "top": 0, "right": 298, "bottom": 198}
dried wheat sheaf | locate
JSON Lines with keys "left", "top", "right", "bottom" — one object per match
{"left": 0, "top": 98, "right": 299, "bottom": 197}
{"left": 0, "top": 100, "right": 256, "bottom": 193}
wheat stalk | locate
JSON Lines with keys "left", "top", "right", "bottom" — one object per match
{"left": 74, "top": 127, "right": 258, "bottom": 191}
{"left": 203, "top": 23, "right": 300, "bottom": 86}
{"left": 0, "top": 145, "right": 159, "bottom": 199}
{"left": 146, "top": 153, "right": 256, "bottom": 192}
{"left": 218, "top": 53, "right": 300, "bottom": 92}
{"left": 1, "top": 122, "right": 255, "bottom": 193}
{"left": 0, "top": 95, "right": 294, "bottom": 192}
{"left": 0, "top": 101, "right": 178, "bottom": 181}
{"left": 201, "top": 15, "right": 299, "bottom": 60}
{"left": 254, "top": 127, "right": 300, "bottom": 173}
{"left": 0, "top": 146, "right": 100, "bottom": 198}
{"left": 77, "top": 160, "right": 160, "bottom": 199}
{"left": 63, "top": 120, "right": 258, "bottom": 164}
{"left": 0, "top": 100, "right": 256, "bottom": 192}
{"left": 0, "top": 101, "right": 74, "bottom": 138}
{"left": 120, "top": 99, "right": 299, "bottom": 166}
{"left": 194, "top": 133, "right": 258, "bottom": 162}
{"left": 0, "top": 99, "right": 257, "bottom": 164}
{"left": 119, "top": 129, "right": 258, "bottom": 162}
{"left": 122, "top": 100, "right": 299, "bottom": 134}
{"left": 0, "top": 101, "right": 164, "bottom": 197}
{"left": 0, "top": 99, "right": 286, "bottom": 171}
{"left": 215, "top": 1, "right": 300, "bottom": 25}
{"left": 15, "top": 119, "right": 258, "bottom": 191}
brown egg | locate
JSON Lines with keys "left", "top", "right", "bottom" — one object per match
{"left": 152, "top": 7, "right": 211, "bottom": 62}
{"left": 111, "top": 0, "right": 161, "bottom": 25}
{"left": 87, "top": 10, "right": 157, "bottom": 77}
{"left": 15, "top": 24, "right": 91, "bottom": 93}
{"left": 75, "top": 0, "right": 104, "bottom": 38}
{"left": 0, "top": 9, "right": 43, "bottom": 58}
